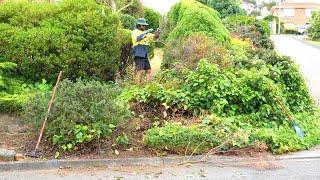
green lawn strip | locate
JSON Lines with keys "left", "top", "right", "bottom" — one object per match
{"left": 303, "top": 38, "right": 320, "bottom": 48}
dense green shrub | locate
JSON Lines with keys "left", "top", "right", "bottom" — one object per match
{"left": 0, "top": 61, "right": 51, "bottom": 113}
{"left": 162, "top": 0, "right": 230, "bottom": 45}
{"left": 197, "top": 0, "right": 246, "bottom": 19}
{"left": 253, "top": 49, "right": 313, "bottom": 112}
{"left": 119, "top": 13, "right": 136, "bottom": 30}
{"left": 309, "top": 11, "right": 320, "bottom": 40}
{"left": 127, "top": 60, "right": 290, "bottom": 119}
{"left": 125, "top": 58, "right": 313, "bottom": 121}
{"left": 0, "top": 62, "right": 16, "bottom": 88}
{"left": 224, "top": 15, "right": 273, "bottom": 49}
{"left": 127, "top": 58, "right": 317, "bottom": 153}
{"left": 0, "top": 1, "right": 58, "bottom": 28}
{"left": 143, "top": 7, "right": 161, "bottom": 30}
{"left": 0, "top": 79, "right": 51, "bottom": 113}
{"left": 24, "top": 79, "right": 130, "bottom": 151}
{"left": 143, "top": 124, "right": 217, "bottom": 154}
{"left": 143, "top": 107, "right": 320, "bottom": 154}
{"left": 0, "top": 0, "right": 121, "bottom": 82}
{"left": 118, "top": 29, "right": 133, "bottom": 75}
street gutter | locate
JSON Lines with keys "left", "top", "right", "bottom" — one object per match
{"left": 1, "top": 151, "right": 320, "bottom": 172}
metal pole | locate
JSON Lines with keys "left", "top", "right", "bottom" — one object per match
{"left": 278, "top": 0, "right": 282, "bottom": 34}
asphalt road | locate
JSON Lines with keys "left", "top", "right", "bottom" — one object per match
{"left": 1, "top": 158, "right": 320, "bottom": 179}
{"left": 272, "top": 35, "right": 320, "bottom": 105}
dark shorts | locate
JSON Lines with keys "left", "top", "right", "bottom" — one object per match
{"left": 135, "top": 57, "right": 151, "bottom": 71}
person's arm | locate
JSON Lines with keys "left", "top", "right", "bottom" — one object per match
{"left": 136, "top": 33, "right": 146, "bottom": 42}
{"left": 136, "top": 29, "right": 154, "bottom": 42}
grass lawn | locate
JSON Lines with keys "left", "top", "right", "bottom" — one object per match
{"left": 304, "top": 38, "right": 320, "bottom": 48}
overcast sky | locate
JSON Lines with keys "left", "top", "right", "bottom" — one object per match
{"left": 141, "top": 0, "right": 320, "bottom": 14}
{"left": 140, "top": 0, "right": 180, "bottom": 14}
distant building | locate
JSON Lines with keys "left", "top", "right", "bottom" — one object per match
{"left": 271, "top": 1, "right": 320, "bottom": 29}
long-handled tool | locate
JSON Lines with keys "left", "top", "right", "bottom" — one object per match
{"left": 28, "top": 71, "right": 63, "bottom": 158}
{"left": 270, "top": 86, "right": 305, "bottom": 138}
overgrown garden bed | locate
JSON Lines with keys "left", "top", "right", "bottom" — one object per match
{"left": 0, "top": 0, "right": 319, "bottom": 159}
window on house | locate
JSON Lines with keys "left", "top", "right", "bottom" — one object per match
{"left": 280, "top": 8, "right": 295, "bottom": 18}
{"left": 305, "top": 9, "right": 314, "bottom": 18}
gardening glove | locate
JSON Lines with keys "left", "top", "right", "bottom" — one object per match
{"left": 154, "top": 28, "right": 161, "bottom": 39}
{"left": 144, "top": 28, "right": 154, "bottom": 35}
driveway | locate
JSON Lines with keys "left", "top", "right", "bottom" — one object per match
{"left": 272, "top": 35, "right": 320, "bottom": 105}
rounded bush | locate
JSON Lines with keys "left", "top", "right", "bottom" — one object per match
{"left": 23, "top": 79, "right": 130, "bottom": 150}
{"left": 0, "top": 0, "right": 121, "bottom": 82}
{"left": 163, "top": 0, "right": 230, "bottom": 45}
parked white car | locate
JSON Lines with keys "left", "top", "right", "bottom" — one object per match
{"left": 297, "top": 25, "right": 310, "bottom": 35}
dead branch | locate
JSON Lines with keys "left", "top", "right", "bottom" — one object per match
{"left": 117, "top": 0, "right": 134, "bottom": 13}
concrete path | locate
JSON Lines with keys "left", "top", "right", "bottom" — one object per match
{"left": 272, "top": 35, "right": 320, "bottom": 105}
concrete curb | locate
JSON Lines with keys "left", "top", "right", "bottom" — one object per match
{"left": 1, "top": 152, "right": 320, "bottom": 172}
{"left": 0, "top": 156, "right": 205, "bottom": 172}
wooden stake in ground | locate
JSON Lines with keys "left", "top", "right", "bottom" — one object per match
{"left": 29, "top": 71, "right": 63, "bottom": 158}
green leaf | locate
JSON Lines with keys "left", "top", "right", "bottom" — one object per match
{"left": 109, "top": 124, "right": 116, "bottom": 129}
{"left": 67, "top": 143, "right": 73, "bottom": 150}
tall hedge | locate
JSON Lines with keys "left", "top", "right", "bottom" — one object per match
{"left": 0, "top": 0, "right": 121, "bottom": 82}
{"left": 197, "top": 0, "right": 246, "bottom": 19}
{"left": 143, "top": 7, "right": 161, "bottom": 30}
{"left": 163, "top": 0, "right": 230, "bottom": 45}
{"left": 309, "top": 11, "right": 320, "bottom": 41}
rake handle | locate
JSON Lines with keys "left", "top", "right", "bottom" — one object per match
{"left": 34, "top": 71, "right": 63, "bottom": 151}
{"left": 269, "top": 86, "right": 294, "bottom": 121}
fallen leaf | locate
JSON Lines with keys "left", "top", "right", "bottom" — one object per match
{"left": 163, "top": 111, "right": 168, "bottom": 118}
{"left": 115, "top": 149, "right": 120, "bottom": 156}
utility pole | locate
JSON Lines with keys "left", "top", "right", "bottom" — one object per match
{"left": 277, "top": 0, "right": 282, "bottom": 34}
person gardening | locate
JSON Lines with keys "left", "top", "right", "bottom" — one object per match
{"left": 132, "top": 18, "right": 160, "bottom": 85}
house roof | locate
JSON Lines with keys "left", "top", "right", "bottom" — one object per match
{"left": 272, "top": 2, "right": 320, "bottom": 11}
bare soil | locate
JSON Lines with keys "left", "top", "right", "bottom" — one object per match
{"left": 0, "top": 113, "right": 270, "bottom": 161}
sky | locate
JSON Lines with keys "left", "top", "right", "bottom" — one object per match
{"left": 141, "top": 0, "right": 320, "bottom": 14}
{"left": 140, "top": 0, "right": 180, "bottom": 14}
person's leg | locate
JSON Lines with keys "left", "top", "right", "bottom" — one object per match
{"left": 144, "top": 58, "right": 152, "bottom": 81}
{"left": 146, "top": 69, "right": 152, "bottom": 81}
{"left": 135, "top": 57, "right": 144, "bottom": 85}
{"left": 135, "top": 70, "right": 143, "bottom": 85}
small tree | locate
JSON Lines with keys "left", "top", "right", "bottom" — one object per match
{"left": 309, "top": 11, "right": 320, "bottom": 41}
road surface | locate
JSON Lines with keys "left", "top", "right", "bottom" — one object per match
{"left": 272, "top": 35, "right": 320, "bottom": 105}
{"left": 1, "top": 158, "right": 320, "bottom": 179}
